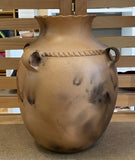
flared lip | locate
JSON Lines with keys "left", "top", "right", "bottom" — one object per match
{"left": 35, "top": 14, "right": 96, "bottom": 19}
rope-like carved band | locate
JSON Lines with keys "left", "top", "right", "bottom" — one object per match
{"left": 41, "top": 50, "right": 105, "bottom": 57}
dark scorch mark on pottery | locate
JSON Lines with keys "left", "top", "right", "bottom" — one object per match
{"left": 27, "top": 96, "right": 35, "bottom": 105}
{"left": 87, "top": 83, "right": 111, "bottom": 105}
{"left": 89, "top": 83, "right": 104, "bottom": 104}
{"left": 98, "top": 98, "right": 102, "bottom": 103}
{"left": 73, "top": 76, "right": 83, "bottom": 86}
{"left": 104, "top": 92, "right": 111, "bottom": 103}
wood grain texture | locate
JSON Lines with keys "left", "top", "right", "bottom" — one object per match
{"left": 117, "top": 56, "right": 135, "bottom": 67}
{"left": 118, "top": 74, "right": 135, "bottom": 88}
{"left": 1, "top": 16, "right": 135, "bottom": 30}
{"left": 0, "top": 96, "right": 18, "bottom": 108}
{"left": 0, "top": 114, "right": 23, "bottom": 124}
{"left": 93, "top": 16, "right": 135, "bottom": 29}
{"left": 96, "top": 36, "right": 135, "bottom": 48}
{"left": 60, "top": 0, "right": 72, "bottom": 15}
{"left": 87, "top": 0, "right": 135, "bottom": 8}
{"left": 111, "top": 112, "right": 135, "bottom": 122}
{"left": 0, "top": 77, "right": 17, "bottom": 89}
{"left": 0, "top": 18, "right": 39, "bottom": 30}
{"left": 0, "top": 73, "right": 6, "bottom": 76}
{"left": 0, "top": 37, "right": 35, "bottom": 50}
{"left": 0, "top": 36, "right": 135, "bottom": 50}
{"left": 75, "top": 0, "right": 87, "bottom": 15}
{"left": 117, "top": 91, "right": 135, "bottom": 106}
{"left": 0, "top": 58, "right": 20, "bottom": 70}
{"left": 0, "top": 0, "right": 60, "bottom": 9}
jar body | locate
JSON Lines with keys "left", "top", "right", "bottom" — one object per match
{"left": 17, "top": 15, "right": 119, "bottom": 153}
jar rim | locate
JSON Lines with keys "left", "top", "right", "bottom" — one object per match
{"left": 35, "top": 14, "right": 96, "bottom": 19}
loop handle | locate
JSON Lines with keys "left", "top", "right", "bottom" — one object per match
{"left": 105, "top": 47, "right": 120, "bottom": 65}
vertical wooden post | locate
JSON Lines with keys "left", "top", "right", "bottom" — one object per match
{"left": 75, "top": 0, "right": 87, "bottom": 15}
{"left": 60, "top": 0, "right": 73, "bottom": 15}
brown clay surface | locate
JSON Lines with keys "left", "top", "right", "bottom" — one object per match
{"left": 17, "top": 15, "right": 120, "bottom": 153}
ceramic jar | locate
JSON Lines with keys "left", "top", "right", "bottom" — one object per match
{"left": 17, "top": 15, "right": 120, "bottom": 153}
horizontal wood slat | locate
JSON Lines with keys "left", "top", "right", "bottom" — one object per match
{"left": 117, "top": 56, "right": 135, "bottom": 67}
{"left": 87, "top": 0, "right": 135, "bottom": 8}
{"left": 0, "top": 38, "right": 35, "bottom": 50}
{"left": 96, "top": 36, "right": 135, "bottom": 48}
{"left": 0, "top": 36, "right": 135, "bottom": 50}
{"left": 0, "top": 0, "right": 60, "bottom": 9}
{"left": 0, "top": 77, "right": 16, "bottom": 89}
{"left": 116, "top": 91, "right": 135, "bottom": 106}
{"left": 119, "top": 74, "right": 135, "bottom": 88}
{"left": 0, "top": 114, "right": 23, "bottom": 124}
{"left": 111, "top": 112, "right": 135, "bottom": 122}
{"left": 0, "top": 95, "right": 18, "bottom": 108}
{"left": 1, "top": 16, "right": 135, "bottom": 30}
{"left": 0, "top": 58, "right": 20, "bottom": 70}
{"left": 93, "top": 16, "right": 135, "bottom": 29}
{"left": 0, "top": 18, "right": 39, "bottom": 30}
{"left": 0, "top": 78, "right": 16, "bottom": 89}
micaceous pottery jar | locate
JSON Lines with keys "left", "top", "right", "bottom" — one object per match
{"left": 17, "top": 15, "right": 120, "bottom": 153}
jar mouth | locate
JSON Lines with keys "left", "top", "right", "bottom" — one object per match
{"left": 35, "top": 14, "right": 96, "bottom": 37}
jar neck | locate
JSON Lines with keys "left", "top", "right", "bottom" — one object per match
{"left": 35, "top": 15, "right": 95, "bottom": 38}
